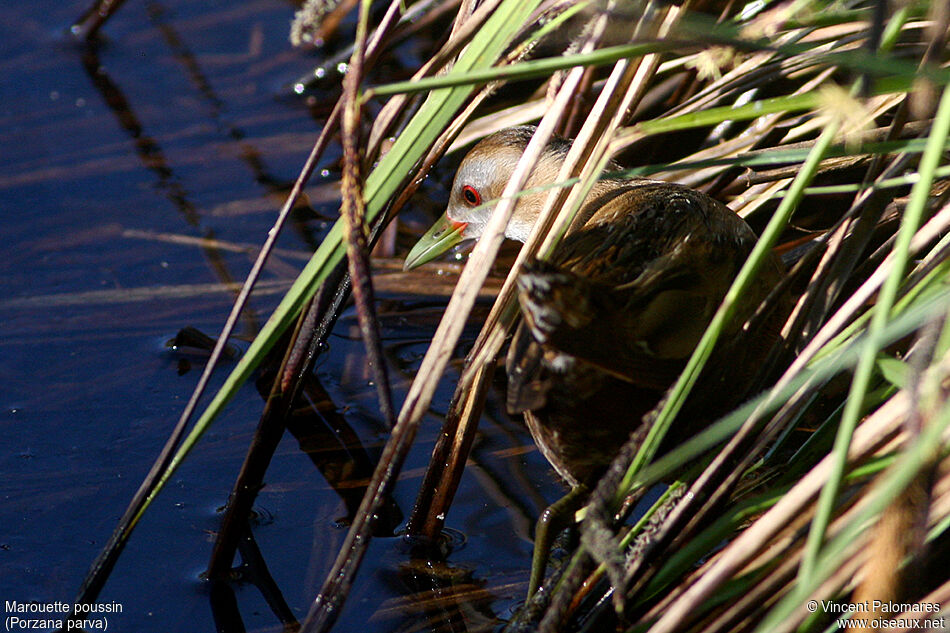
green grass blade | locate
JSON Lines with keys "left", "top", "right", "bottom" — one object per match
{"left": 798, "top": 82, "right": 950, "bottom": 585}
{"left": 617, "top": 117, "right": 841, "bottom": 497}
{"left": 366, "top": 41, "right": 675, "bottom": 97}
{"left": 633, "top": 77, "right": 919, "bottom": 137}
{"left": 758, "top": 396, "right": 950, "bottom": 633}
{"left": 611, "top": 136, "right": 950, "bottom": 179}
{"left": 632, "top": 282, "right": 950, "bottom": 494}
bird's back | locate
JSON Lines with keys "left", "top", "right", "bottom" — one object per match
{"left": 506, "top": 180, "right": 785, "bottom": 486}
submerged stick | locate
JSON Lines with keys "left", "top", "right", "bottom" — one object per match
{"left": 339, "top": 0, "right": 396, "bottom": 428}
{"left": 406, "top": 363, "right": 491, "bottom": 540}
{"left": 71, "top": 0, "right": 129, "bottom": 39}
{"left": 207, "top": 262, "right": 350, "bottom": 579}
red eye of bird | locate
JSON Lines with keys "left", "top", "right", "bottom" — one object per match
{"left": 461, "top": 185, "right": 481, "bottom": 206}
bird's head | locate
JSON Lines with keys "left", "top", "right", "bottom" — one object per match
{"left": 404, "top": 126, "right": 568, "bottom": 269}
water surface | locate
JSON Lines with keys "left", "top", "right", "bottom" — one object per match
{"left": 0, "top": 3, "right": 562, "bottom": 631}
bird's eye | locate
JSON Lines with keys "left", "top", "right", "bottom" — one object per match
{"left": 461, "top": 185, "right": 481, "bottom": 207}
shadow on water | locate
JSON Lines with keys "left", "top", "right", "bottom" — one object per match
{"left": 0, "top": 2, "right": 562, "bottom": 632}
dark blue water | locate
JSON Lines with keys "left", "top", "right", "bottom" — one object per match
{"left": 0, "top": 3, "right": 563, "bottom": 631}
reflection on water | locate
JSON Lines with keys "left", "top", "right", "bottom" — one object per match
{"left": 0, "top": 2, "right": 562, "bottom": 632}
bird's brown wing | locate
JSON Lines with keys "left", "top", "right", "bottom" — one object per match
{"left": 508, "top": 181, "right": 782, "bottom": 410}
{"left": 514, "top": 260, "right": 688, "bottom": 390}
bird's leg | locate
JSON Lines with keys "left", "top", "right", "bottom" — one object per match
{"left": 528, "top": 484, "right": 590, "bottom": 599}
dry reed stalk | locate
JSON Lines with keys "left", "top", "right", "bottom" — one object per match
{"left": 648, "top": 390, "right": 915, "bottom": 632}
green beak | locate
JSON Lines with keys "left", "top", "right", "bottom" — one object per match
{"left": 403, "top": 212, "right": 469, "bottom": 270}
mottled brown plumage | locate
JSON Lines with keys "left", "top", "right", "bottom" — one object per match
{"left": 406, "top": 126, "right": 785, "bottom": 487}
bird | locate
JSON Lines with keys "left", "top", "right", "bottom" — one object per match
{"left": 404, "top": 125, "right": 785, "bottom": 489}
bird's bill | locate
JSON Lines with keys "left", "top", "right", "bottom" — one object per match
{"left": 403, "top": 212, "right": 468, "bottom": 270}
